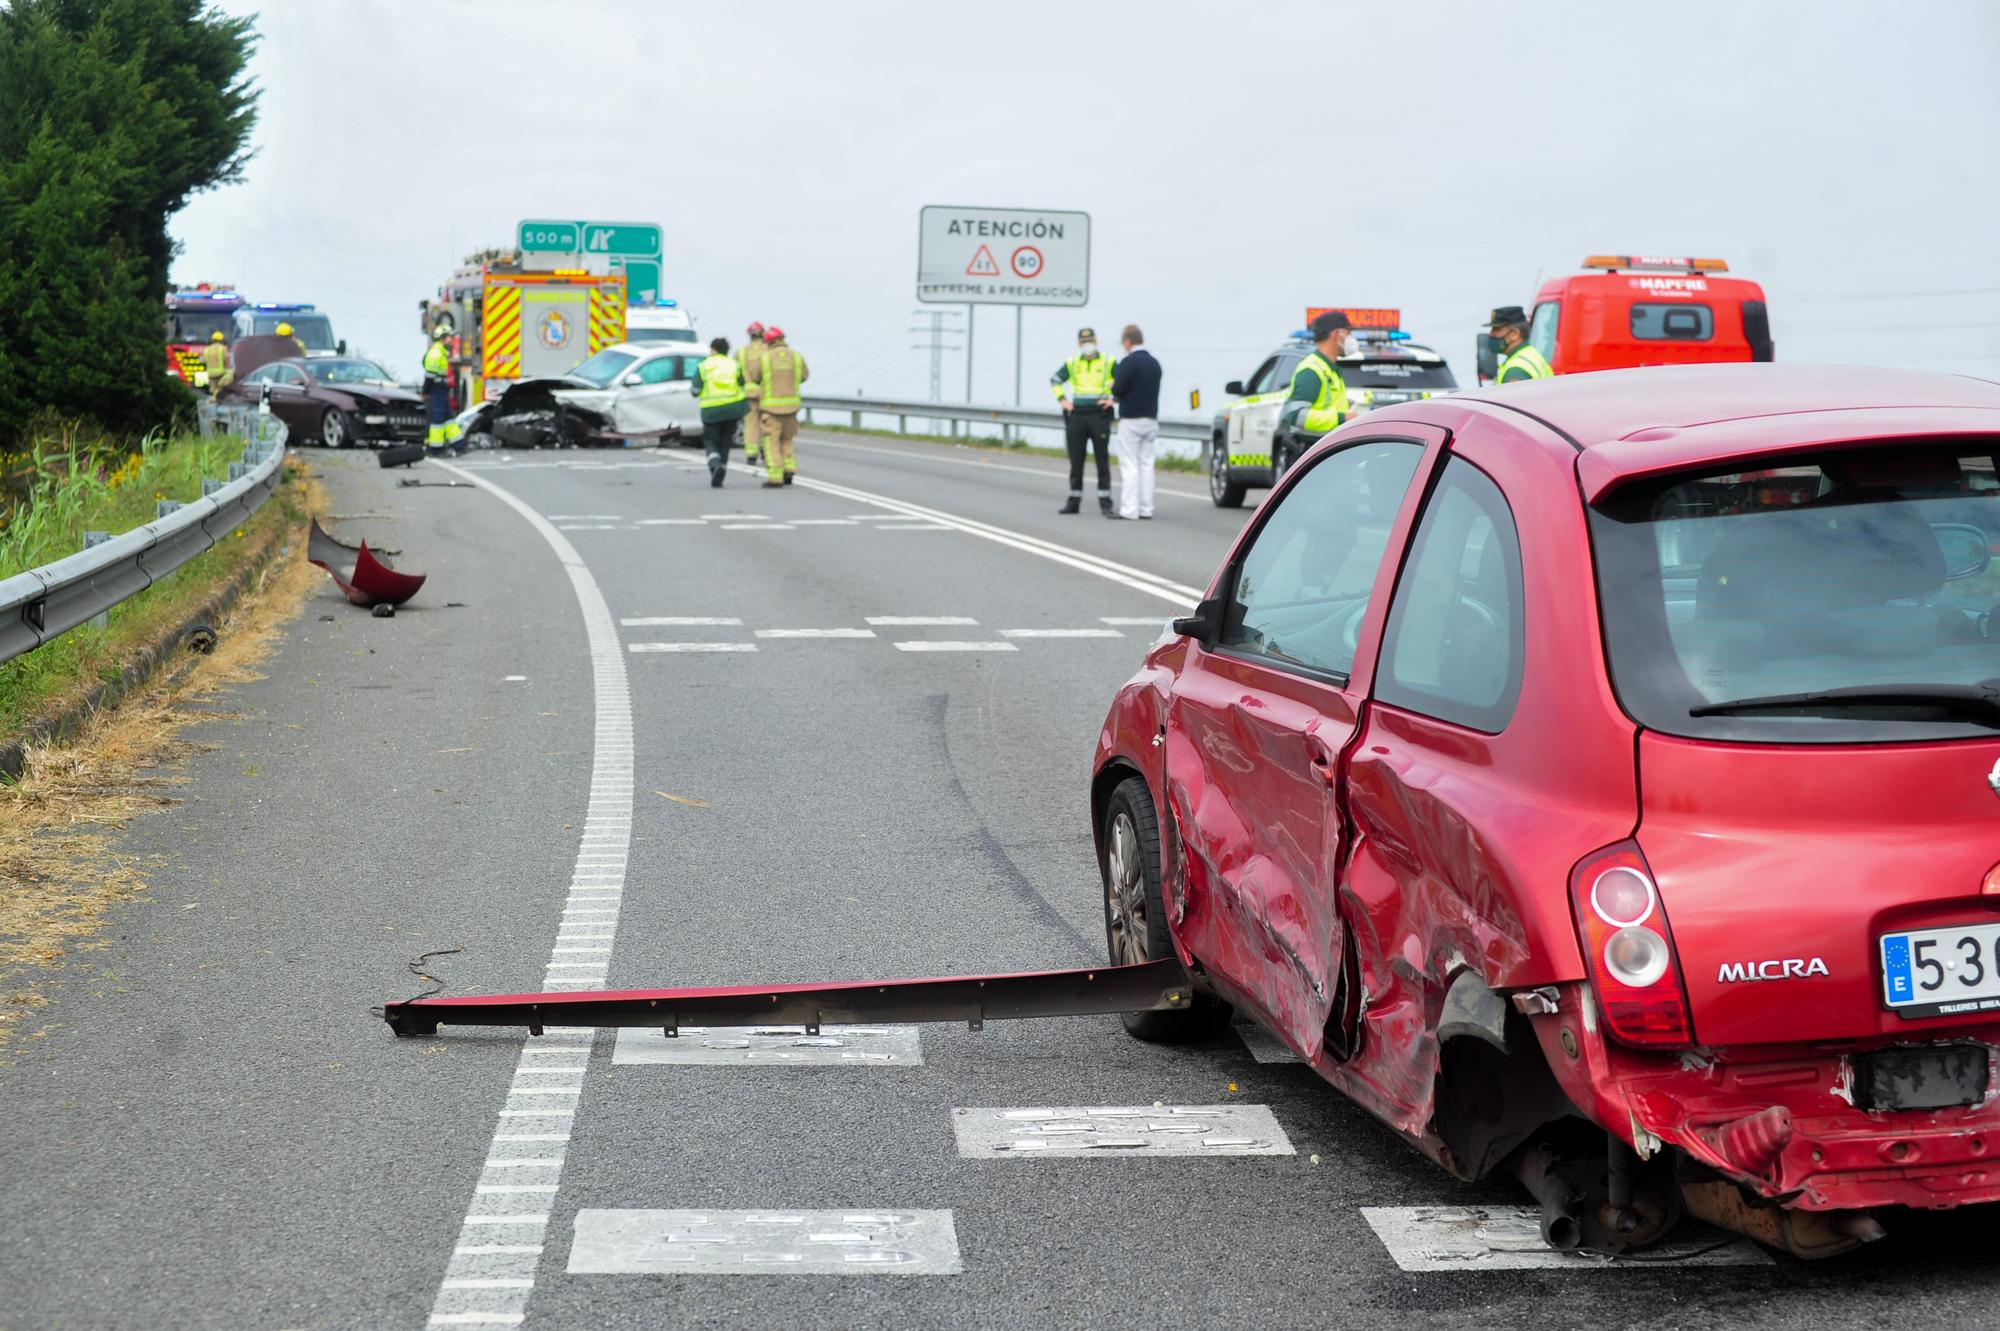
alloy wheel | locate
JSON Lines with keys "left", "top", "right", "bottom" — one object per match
{"left": 1208, "top": 444, "right": 1228, "bottom": 502}
{"left": 322, "top": 410, "right": 346, "bottom": 449}
{"left": 1105, "top": 811, "right": 1148, "bottom": 966}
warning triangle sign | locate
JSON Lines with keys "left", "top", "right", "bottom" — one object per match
{"left": 965, "top": 245, "right": 1000, "bottom": 277}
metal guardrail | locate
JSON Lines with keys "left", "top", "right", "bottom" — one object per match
{"left": 798, "top": 393, "right": 1213, "bottom": 444}
{"left": 0, "top": 405, "right": 289, "bottom": 665}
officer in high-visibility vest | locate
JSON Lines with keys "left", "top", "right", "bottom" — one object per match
{"left": 696, "top": 336, "right": 750, "bottom": 488}
{"left": 1488, "top": 306, "right": 1553, "bottom": 384}
{"left": 197, "top": 331, "right": 230, "bottom": 400}
{"left": 422, "top": 325, "right": 462, "bottom": 452}
{"left": 1050, "top": 327, "right": 1118, "bottom": 514}
{"left": 738, "top": 321, "right": 768, "bottom": 465}
{"left": 747, "top": 327, "right": 808, "bottom": 488}
{"left": 1275, "top": 310, "right": 1353, "bottom": 469}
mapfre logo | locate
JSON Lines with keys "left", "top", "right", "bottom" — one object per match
{"left": 1718, "top": 958, "right": 1830, "bottom": 982}
{"left": 1630, "top": 277, "right": 1709, "bottom": 293}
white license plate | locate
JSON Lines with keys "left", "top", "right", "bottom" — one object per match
{"left": 1880, "top": 922, "right": 2000, "bottom": 1018}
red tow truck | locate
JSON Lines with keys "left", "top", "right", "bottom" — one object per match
{"left": 1478, "top": 255, "right": 1774, "bottom": 383}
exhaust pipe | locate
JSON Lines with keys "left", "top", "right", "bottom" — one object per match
{"left": 1512, "top": 1143, "right": 1584, "bottom": 1250}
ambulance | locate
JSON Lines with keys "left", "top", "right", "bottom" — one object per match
{"left": 420, "top": 254, "right": 628, "bottom": 407}
{"left": 1208, "top": 308, "right": 1457, "bottom": 508}
{"left": 1477, "top": 255, "right": 1774, "bottom": 383}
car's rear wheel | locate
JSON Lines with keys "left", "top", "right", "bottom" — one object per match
{"left": 320, "top": 408, "right": 350, "bottom": 449}
{"left": 1208, "top": 437, "right": 1246, "bottom": 508}
{"left": 1101, "top": 775, "right": 1229, "bottom": 1041}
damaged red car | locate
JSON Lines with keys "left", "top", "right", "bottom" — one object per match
{"left": 1092, "top": 364, "right": 2000, "bottom": 1258}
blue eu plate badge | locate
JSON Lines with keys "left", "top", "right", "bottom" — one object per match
{"left": 1881, "top": 934, "right": 1914, "bottom": 1005}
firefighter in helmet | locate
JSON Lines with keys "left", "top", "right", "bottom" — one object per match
{"left": 746, "top": 326, "right": 808, "bottom": 488}
{"left": 275, "top": 321, "right": 306, "bottom": 359}
{"left": 738, "top": 322, "right": 768, "bottom": 466}
{"left": 197, "top": 331, "right": 230, "bottom": 400}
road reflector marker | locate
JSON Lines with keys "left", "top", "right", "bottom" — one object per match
{"left": 953, "top": 1105, "right": 1292, "bottom": 1158}
{"left": 614, "top": 1024, "right": 923, "bottom": 1066}
{"left": 1359, "top": 1206, "right": 1771, "bottom": 1271}
{"left": 568, "top": 1209, "right": 961, "bottom": 1276}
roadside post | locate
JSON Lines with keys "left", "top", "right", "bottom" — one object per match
{"left": 83, "top": 531, "right": 111, "bottom": 630}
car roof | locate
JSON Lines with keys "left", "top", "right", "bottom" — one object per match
{"left": 1451, "top": 364, "right": 2000, "bottom": 499}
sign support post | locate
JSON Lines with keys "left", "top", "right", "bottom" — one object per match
{"left": 1014, "top": 306, "right": 1023, "bottom": 408}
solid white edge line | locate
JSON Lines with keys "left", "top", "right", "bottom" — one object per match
{"left": 426, "top": 458, "right": 636, "bottom": 1329}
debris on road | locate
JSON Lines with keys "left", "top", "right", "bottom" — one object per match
{"left": 306, "top": 519, "right": 425, "bottom": 608}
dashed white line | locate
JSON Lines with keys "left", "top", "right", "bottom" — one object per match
{"left": 635, "top": 518, "right": 708, "bottom": 525}
{"left": 720, "top": 522, "right": 796, "bottom": 530}
{"left": 620, "top": 616, "right": 743, "bottom": 626}
{"left": 1100, "top": 616, "right": 1172, "bottom": 626}
{"left": 999, "top": 628, "right": 1124, "bottom": 638}
{"left": 754, "top": 628, "right": 878, "bottom": 639}
{"left": 866, "top": 615, "right": 979, "bottom": 626}
{"left": 893, "top": 641, "right": 1019, "bottom": 653}
{"left": 627, "top": 642, "right": 758, "bottom": 653}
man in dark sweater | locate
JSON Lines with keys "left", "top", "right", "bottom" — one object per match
{"left": 1108, "top": 324, "right": 1162, "bottom": 520}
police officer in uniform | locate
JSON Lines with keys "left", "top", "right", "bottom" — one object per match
{"left": 1275, "top": 309, "right": 1353, "bottom": 471}
{"left": 695, "top": 337, "right": 750, "bottom": 487}
{"left": 1051, "top": 327, "right": 1117, "bottom": 513}
{"left": 1488, "top": 306, "right": 1553, "bottom": 383}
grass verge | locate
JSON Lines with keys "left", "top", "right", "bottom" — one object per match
{"left": 0, "top": 431, "right": 282, "bottom": 735}
{"left": 802, "top": 419, "right": 1206, "bottom": 474}
{"left": 0, "top": 458, "right": 325, "bottom": 1056}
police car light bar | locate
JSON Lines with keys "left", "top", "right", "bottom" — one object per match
{"left": 1354, "top": 329, "right": 1412, "bottom": 342}
{"left": 1582, "top": 255, "right": 1730, "bottom": 274}
{"left": 1305, "top": 306, "right": 1402, "bottom": 331}
{"left": 254, "top": 302, "right": 313, "bottom": 310}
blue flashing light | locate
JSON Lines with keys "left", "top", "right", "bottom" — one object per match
{"left": 1289, "top": 328, "right": 1312, "bottom": 340}
{"left": 659, "top": 299, "right": 677, "bottom": 307}
{"left": 254, "top": 302, "right": 313, "bottom": 311}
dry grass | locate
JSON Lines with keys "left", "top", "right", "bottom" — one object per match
{"left": 0, "top": 463, "right": 326, "bottom": 1055}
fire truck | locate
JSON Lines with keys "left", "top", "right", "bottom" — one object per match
{"left": 163, "top": 283, "right": 245, "bottom": 383}
{"left": 1477, "top": 255, "right": 1774, "bottom": 383}
{"left": 419, "top": 252, "right": 628, "bottom": 408}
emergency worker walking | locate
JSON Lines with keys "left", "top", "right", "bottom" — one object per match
{"left": 197, "top": 331, "right": 230, "bottom": 401}
{"left": 1051, "top": 327, "right": 1117, "bottom": 514}
{"left": 1488, "top": 306, "right": 1553, "bottom": 383}
{"left": 738, "top": 321, "right": 767, "bottom": 466}
{"left": 696, "top": 337, "right": 750, "bottom": 488}
{"left": 275, "top": 322, "right": 307, "bottom": 360}
{"left": 422, "top": 326, "right": 462, "bottom": 452}
{"left": 1276, "top": 310, "right": 1353, "bottom": 466}
{"left": 747, "top": 327, "right": 808, "bottom": 488}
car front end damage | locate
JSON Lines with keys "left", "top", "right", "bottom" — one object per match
{"left": 350, "top": 398, "right": 428, "bottom": 445}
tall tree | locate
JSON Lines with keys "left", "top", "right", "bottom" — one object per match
{"left": 0, "top": 0, "right": 258, "bottom": 448}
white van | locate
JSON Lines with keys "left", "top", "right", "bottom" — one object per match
{"left": 624, "top": 302, "right": 698, "bottom": 346}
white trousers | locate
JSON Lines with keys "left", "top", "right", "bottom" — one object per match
{"left": 1114, "top": 416, "right": 1159, "bottom": 518}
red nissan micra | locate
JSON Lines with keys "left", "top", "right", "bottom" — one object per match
{"left": 1092, "top": 365, "right": 2000, "bottom": 1258}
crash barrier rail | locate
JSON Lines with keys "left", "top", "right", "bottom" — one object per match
{"left": 0, "top": 405, "right": 288, "bottom": 665}
{"left": 797, "top": 394, "right": 1212, "bottom": 446}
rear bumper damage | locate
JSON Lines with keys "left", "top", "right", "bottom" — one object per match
{"left": 1533, "top": 982, "right": 2000, "bottom": 1215}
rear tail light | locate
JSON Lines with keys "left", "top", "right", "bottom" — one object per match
{"left": 1570, "top": 842, "right": 1693, "bottom": 1047}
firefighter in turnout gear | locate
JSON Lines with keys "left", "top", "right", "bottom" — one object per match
{"left": 1051, "top": 327, "right": 1117, "bottom": 513}
{"left": 747, "top": 327, "right": 808, "bottom": 488}
{"left": 739, "top": 321, "right": 768, "bottom": 465}
{"left": 196, "top": 331, "right": 230, "bottom": 400}
{"left": 1275, "top": 309, "right": 1353, "bottom": 472}
{"left": 1488, "top": 305, "right": 1553, "bottom": 383}
{"left": 696, "top": 337, "right": 751, "bottom": 488}
{"left": 422, "top": 326, "right": 463, "bottom": 452}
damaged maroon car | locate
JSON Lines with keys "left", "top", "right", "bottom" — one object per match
{"left": 1091, "top": 364, "right": 2000, "bottom": 1258}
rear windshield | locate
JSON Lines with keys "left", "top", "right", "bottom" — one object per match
{"left": 1590, "top": 444, "right": 2000, "bottom": 742}
{"left": 1630, "top": 303, "right": 1713, "bottom": 340}
{"left": 1340, "top": 358, "right": 1458, "bottom": 390}
{"left": 625, "top": 327, "right": 698, "bottom": 343}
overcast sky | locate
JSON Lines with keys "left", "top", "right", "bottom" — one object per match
{"left": 172, "top": 0, "right": 2000, "bottom": 410}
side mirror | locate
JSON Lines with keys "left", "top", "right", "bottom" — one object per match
{"left": 621, "top": 373, "right": 645, "bottom": 387}
{"left": 1171, "top": 596, "right": 1222, "bottom": 645}
{"left": 337, "top": 339, "right": 348, "bottom": 355}
{"left": 1933, "top": 522, "right": 1993, "bottom": 581}
{"left": 1224, "top": 379, "right": 1245, "bottom": 397}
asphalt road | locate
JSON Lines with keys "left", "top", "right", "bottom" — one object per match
{"left": 5, "top": 430, "right": 1999, "bottom": 1330}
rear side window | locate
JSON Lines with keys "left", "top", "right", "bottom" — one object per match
{"left": 1631, "top": 303, "right": 1713, "bottom": 341}
{"left": 635, "top": 356, "right": 685, "bottom": 385}
{"left": 1529, "top": 301, "right": 1559, "bottom": 359}
{"left": 1376, "top": 458, "right": 1525, "bottom": 732}
{"left": 1219, "top": 439, "right": 1426, "bottom": 679}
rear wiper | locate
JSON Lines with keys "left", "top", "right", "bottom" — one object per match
{"left": 1691, "top": 681, "right": 2000, "bottom": 726}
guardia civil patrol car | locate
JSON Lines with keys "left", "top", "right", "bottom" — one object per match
{"left": 1207, "top": 309, "right": 1457, "bottom": 507}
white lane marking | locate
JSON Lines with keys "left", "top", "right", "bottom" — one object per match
{"left": 953, "top": 1105, "right": 1294, "bottom": 1157}
{"left": 790, "top": 518, "right": 860, "bottom": 525}
{"left": 736, "top": 464, "right": 1203, "bottom": 606}
{"left": 998, "top": 628, "right": 1124, "bottom": 638}
{"left": 442, "top": 1280, "right": 537, "bottom": 1289}
{"left": 1359, "top": 1207, "right": 1771, "bottom": 1271}
{"left": 635, "top": 518, "right": 707, "bottom": 525}
{"left": 1235, "top": 1022, "right": 1304, "bottom": 1064}
{"left": 865, "top": 615, "right": 978, "bottom": 626}
{"left": 456, "top": 1244, "right": 544, "bottom": 1256}
{"left": 700, "top": 512, "right": 767, "bottom": 519}
{"left": 800, "top": 433, "right": 1212, "bottom": 504}
{"left": 428, "top": 1315, "right": 526, "bottom": 1327}
{"left": 485, "top": 1159, "right": 565, "bottom": 1169}
{"left": 627, "top": 642, "right": 758, "bottom": 653}
{"left": 568, "top": 1209, "right": 962, "bottom": 1276}
{"left": 754, "top": 628, "right": 878, "bottom": 639}
{"left": 1100, "top": 616, "right": 1172, "bottom": 626}
{"left": 613, "top": 1025, "right": 923, "bottom": 1065}
{"left": 497, "top": 1109, "right": 573, "bottom": 1118}
{"left": 555, "top": 524, "right": 621, "bottom": 531}
{"left": 495, "top": 1133, "right": 572, "bottom": 1141}
{"left": 621, "top": 616, "right": 743, "bottom": 626}
{"left": 893, "top": 641, "right": 1018, "bottom": 653}
{"left": 503, "top": 674, "right": 528, "bottom": 681}
{"left": 426, "top": 458, "right": 636, "bottom": 1330}
{"left": 876, "top": 523, "right": 951, "bottom": 531}
{"left": 545, "top": 514, "right": 621, "bottom": 520}
{"left": 720, "top": 522, "right": 797, "bottom": 530}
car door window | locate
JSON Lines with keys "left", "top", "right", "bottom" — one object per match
{"left": 272, "top": 364, "right": 306, "bottom": 386}
{"left": 1219, "top": 439, "right": 1427, "bottom": 678}
{"left": 1264, "top": 352, "right": 1304, "bottom": 396}
{"left": 1375, "top": 457, "right": 1525, "bottom": 732}
{"left": 241, "top": 366, "right": 274, "bottom": 385}
{"left": 635, "top": 355, "right": 682, "bottom": 385}
{"left": 1242, "top": 356, "right": 1279, "bottom": 395}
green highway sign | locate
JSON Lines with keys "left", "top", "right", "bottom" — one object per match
{"left": 614, "top": 258, "right": 661, "bottom": 304}
{"left": 517, "top": 219, "right": 580, "bottom": 252}
{"left": 581, "top": 223, "right": 660, "bottom": 258}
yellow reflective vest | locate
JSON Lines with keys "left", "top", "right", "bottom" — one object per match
{"left": 1289, "top": 351, "right": 1350, "bottom": 433}
{"left": 697, "top": 353, "right": 746, "bottom": 408}
{"left": 1496, "top": 343, "right": 1553, "bottom": 384}
{"left": 422, "top": 340, "right": 450, "bottom": 377}
{"left": 1051, "top": 353, "right": 1117, "bottom": 405}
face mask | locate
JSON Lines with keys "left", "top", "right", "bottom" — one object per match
{"left": 1079, "top": 342, "right": 1098, "bottom": 357}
